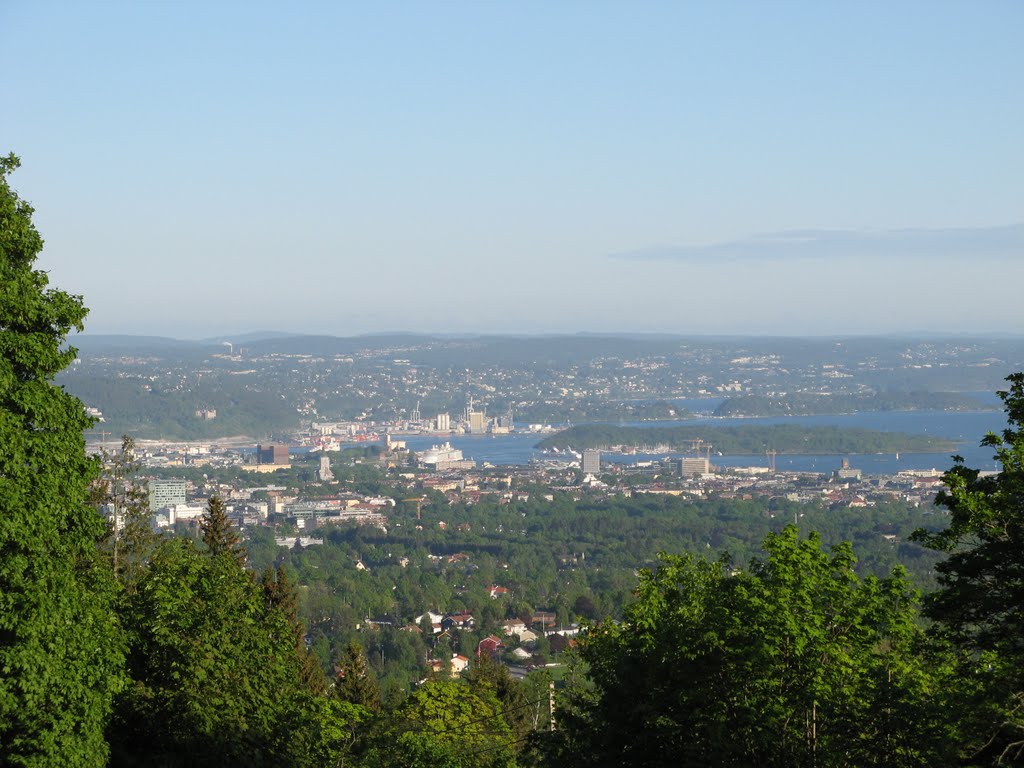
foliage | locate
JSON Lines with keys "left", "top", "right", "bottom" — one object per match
{"left": 555, "top": 527, "right": 960, "bottom": 767}
{"left": 334, "top": 641, "right": 381, "bottom": 710}
{"left": 538, "top": 423, "right": 953, "bottom": 454}
{"left": 714, "top": 390, "right": 992, "bottom": 417}
{"left": 913, "top": 372, "right": 1024, "bottom": 763}
{"left": 0, "top": 153, "right": 124, "bottom": 767}
{"left": 92, "top": 435, "right": 157, "bottom": 589}
{"left": 365, "top": 679, "right": 517, "bottom": 768}
{"left": 109, "top": 527, "right": 320, "bottom": 765}
{"left": 199, "top": 494, "right": 246, "bottom": 565}
{"left": 62, "top": 370, "right": 299, "bottom": 440}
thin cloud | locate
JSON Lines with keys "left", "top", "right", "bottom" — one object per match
{"left": 610, "top": 223, "right": 1024, "bottom": 263}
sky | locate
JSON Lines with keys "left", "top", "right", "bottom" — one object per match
{"left": 2, "top": 2, "right": 1022, "bottom": 339}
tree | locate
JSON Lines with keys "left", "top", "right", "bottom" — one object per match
{"left": 913, "top": 372, "right": 1024, "bottom": 763}
{"left": 92, "top": 435, "right": 156, "bottom": 589}
{"left": 334, "top": 640, "right": 381, "bottom": 710}
{"left": 200, "top": 493, "right": 245, "bottom": 565}
{"left": 555, "top": 528, "right": 957, "bottom": 767}
{"left": 110, "top": 536, "right": 320, "bottom": 767}
{"left": 366, "top": 679, "right": 515, "bottom": 768}
{"left": 0, "top": 154, "right": 124, "bottom": 766}
{"left": 262, "top": 564, "right": 326, "bottom": 694}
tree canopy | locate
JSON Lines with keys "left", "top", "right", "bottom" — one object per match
{"left": 0, "top": 154, "right": 124, "bottom": 767}
{"left": 913, "top": 373, "right": 1024, "bottom": 763}
{"left": 555, "top": 528, "right": 960, "bottom": 767}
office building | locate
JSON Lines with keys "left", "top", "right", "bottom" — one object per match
{"left": 149, "top": 479, "right": 186, "bottom": 511}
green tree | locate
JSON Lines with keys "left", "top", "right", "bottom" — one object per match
{"left": 92, "top": 435, "right": 156, "bottom": 589}
{"left": 110, "top": 536, "right": 321, "bottom": 767}
{"left": 0, "top": 154, "right": 125, "bottom": 766}
{"left": 913, "top": 372, "right": 1024, "bottom": 763}
{"left": 555, "top": 528, "right": 955, "bottom": 767}
{"left": 200, "top": 493, "right": 245, "bottom": 565}
{"left": 465, "top": 653, "right": 533, "bottom": 741}
{"left": 366, "top": 679, "right": 516, "bottom": 768}
{"left": 262, "top": 564, "right": 327, "bottom": 694}
{"left": 334, "top": 640, "right": 381, "bottom": 710}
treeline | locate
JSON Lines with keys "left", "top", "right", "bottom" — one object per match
{"left": 538, "top": 423, "right": 954, "bottom": 454}
{"left": 238, "top": 487, "right": 944, "bottom": 696}
{"left": 714, "top": 390, "right": 993, "bottom": 416}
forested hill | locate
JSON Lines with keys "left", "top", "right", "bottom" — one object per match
{"left": 537, "top": 423, "right": 955, "bottom": 454}
{"left": 714, "top": 390, "right": 994, "bottom": 417}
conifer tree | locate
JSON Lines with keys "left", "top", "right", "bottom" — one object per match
{"left": 0, "top": 153, "right": 124, "bottom": 766}
{"left": 335, "top": 640, "right": 381, "bottom": 710}
{"left": 200, "top": 493, "right": 245, "bottom": 565}
{"left": 262, "top": 564, "right": 326, "bottom": 693}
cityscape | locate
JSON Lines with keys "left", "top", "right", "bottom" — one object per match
{"left": 3, "top": 2, "right": 1024, "bottom": 766}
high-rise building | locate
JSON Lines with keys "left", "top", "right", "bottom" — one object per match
{"left": 469, "top": 410, "right": 487, "bottom": 435}
{"left": 676, "top": 457, "right": 710, "bottom": 477}
{"left": 148, "top": 479, "right": 186, "bottom": 511}
{"left": 436, "top": 413, "right": 451, "bottom": 432}
{"left": 582, "top": 449, "right": 601, "bottom": 475}
{"left": 317, "top": 455, "right": 334, "bottom": 482}
{"left": 256, "top": 444, "right": 290, "bottom": 465}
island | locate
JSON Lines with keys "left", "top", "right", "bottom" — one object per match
{"left": 536, "top": 424, "right": 956, "bottom": 455}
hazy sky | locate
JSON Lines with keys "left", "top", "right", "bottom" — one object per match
{"left": 3, "top": 2, "right": 1022, "bottom": 338}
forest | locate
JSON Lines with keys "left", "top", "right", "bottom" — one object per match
{"left": 537, "top": 423, "right": 954, "bottom": 454}
{"left": 713, "top": 390, "right": 993, "bottom": 417}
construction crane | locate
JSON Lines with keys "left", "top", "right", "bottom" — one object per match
{"left": 687, "top": 439, "right": 712, "bottom": 461}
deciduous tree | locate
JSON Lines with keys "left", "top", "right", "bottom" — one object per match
{"left": 556, "top": 528, "right": 957, "bottom": 767}
{"left": 0, "top": 153, "right": 124, "bottom": 766}
{"left": 913, "top": 373, "right": 1024, "bottom": 763}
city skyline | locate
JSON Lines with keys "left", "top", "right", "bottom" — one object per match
{"left": 3, "top": 2, "right": 1022, "bottom": 339}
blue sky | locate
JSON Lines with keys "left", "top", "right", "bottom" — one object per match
{"left": 3, "top": 2, "right": 1022, "bottom": 338}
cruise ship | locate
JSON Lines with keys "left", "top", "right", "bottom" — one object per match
{"left": 415, "top": 442, "right": 464, "bottom": 465}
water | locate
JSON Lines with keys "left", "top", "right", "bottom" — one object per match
{"left": 396, "top": 409, "right": 1009, "bottom": 474}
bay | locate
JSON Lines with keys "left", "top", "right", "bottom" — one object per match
{"left": 397, "top": 409, "right": 1008, "bottom": 474}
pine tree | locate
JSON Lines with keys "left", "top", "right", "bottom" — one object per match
{"left": 334, "top": 640, "right": 381, "bottom": 710}
{"left": 0, "top": 153, "right": 124, "bottom": 766}
{"left": 262, "top": 564, "right": 326, "bottom": 693}
{"left": 199, "top": 493, "right": 245, "bottom": 565}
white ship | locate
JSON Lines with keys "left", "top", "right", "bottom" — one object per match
{"left": 416, "top": 442, "right": 464, "bottom": 466}
{"left": 309, "top": 437, "right": 342, "bottom": 452}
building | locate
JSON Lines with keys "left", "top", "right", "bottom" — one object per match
{"left": 435, "top": 413, "right": 451, "bottom": 432}
{"left": 677, "top": 457, "right": 711, "bottom": 478}
{"left": 582, "top": 449, "right": 601, "bottom": 475}
{"left": 469, "top": 410, "right": 488, "bottom": 435}
{"left": 317, "top": 455, "right": 333, "bottom": 482}
{"left": 833, "top": 458, "right": 862, "bottom": 481}
{"left": 256, "top": 444, "right": 290, "bottom": 466}
{"left": 148, "top": 479, "right": 186, "bottom": 511}
{"left": 164, "top": 502, "right": 206, "bottom": 525}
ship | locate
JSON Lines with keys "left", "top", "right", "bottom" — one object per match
{"left": 415, "top": 442, "right": 464, "bottom": 466}
{"left": 309, "top": 437, "right": 342, "bottom": 452}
